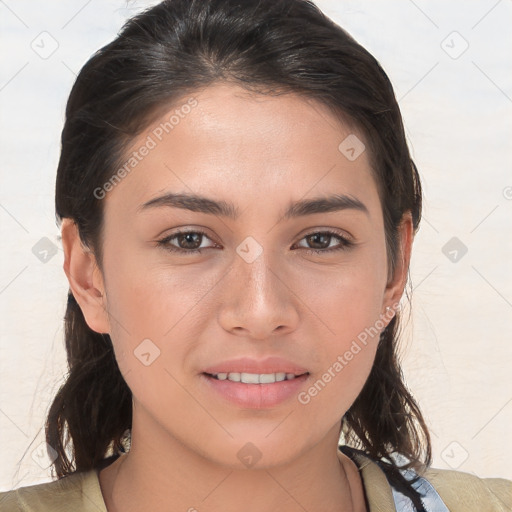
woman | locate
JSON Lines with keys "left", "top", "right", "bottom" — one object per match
{"left": 1, "top": 0, "right": 510, "bottom": 511}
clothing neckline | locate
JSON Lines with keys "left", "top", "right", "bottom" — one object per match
{"left": 338, "top": 445, "right": 396, "bottom": 511}
{"left": 85, "top": 446, "right": 395, "bottom": 512}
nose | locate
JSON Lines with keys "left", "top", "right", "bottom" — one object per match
{"left": 217, "top": 248, "right": 300, "bottom": 340}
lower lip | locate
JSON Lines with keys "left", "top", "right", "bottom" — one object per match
{"left": 201, "top": 373, "right": 310, "bottom": 409}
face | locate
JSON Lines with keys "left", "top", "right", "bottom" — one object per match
{"left": 65, "top": 82, "right": 409, "bottom": 469}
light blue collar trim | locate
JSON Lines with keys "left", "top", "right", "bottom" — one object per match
{"left": 388, "top": 463, "right": 449, "bottom": 511}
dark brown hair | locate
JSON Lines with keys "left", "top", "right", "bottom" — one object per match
{"left": 46, "top": 0, "right": 430, "bottom": 507}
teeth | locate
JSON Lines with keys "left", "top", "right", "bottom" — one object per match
{"left": 212, "top": 372, "right": 302, "bottom": 383}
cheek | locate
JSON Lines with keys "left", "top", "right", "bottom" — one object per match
{"left": 103, "top": 244, "right": 213, "bottom": 336}
{"left": 100, "top": 248, "right": 216, "bottom": 386}
{"left": 300, "top": 252, "right": 387, "bottom": 342}
{"left": 294, "top": 304, "right": 381, "bottom": 430}
{"left": 293, "top": 257, "right": 386, "bottom": 415}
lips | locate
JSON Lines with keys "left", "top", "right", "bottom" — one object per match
{"left": 202, "top": 356, "right": 309, "bottom": 376}
{"left": 201, "top": 371, "right": 310, "bottom": 408}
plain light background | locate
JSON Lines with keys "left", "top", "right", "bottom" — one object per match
{"left": 1, "top": 0, "right": 511, "bottom": 491}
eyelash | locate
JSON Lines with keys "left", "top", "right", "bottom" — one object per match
{"left": 156, "top": 229, "right": 354, "bottom": 256}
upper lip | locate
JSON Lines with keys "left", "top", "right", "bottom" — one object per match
{"left": 202, "top": 356, "right": 309, "bottom": 375}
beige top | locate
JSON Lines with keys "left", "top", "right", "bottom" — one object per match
{"left": 1, "top": 449, "right": 511, "bottom": 511}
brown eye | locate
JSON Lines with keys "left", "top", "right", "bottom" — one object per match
{"left": 305, "top": 233, "right": 332, "bottom": 250}
{"left": 294, "top": 230, "right": 354, "bottom": 255}
{"left": 175, "top": 232, "right": 203, "bottom": 250}
{"left": 157, "top": 230, "right": 216, "bottom": 254}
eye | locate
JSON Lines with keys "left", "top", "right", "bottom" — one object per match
{"left": 293, "top": 230, "right": 354, "bottom": 255}
{"left": 156, "top": 228, "right": 354, "bottom": 256}
{"left": 156, "top": 229, "right": 216, "bottom": 254}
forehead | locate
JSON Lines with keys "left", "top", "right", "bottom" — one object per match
{"left": 104, "top": 82, "right": 380, "bottom": 220}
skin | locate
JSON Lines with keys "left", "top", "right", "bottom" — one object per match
{"left": 61, "top": 82, "right": 413, "bottom": 512}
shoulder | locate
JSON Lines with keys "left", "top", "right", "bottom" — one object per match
{"left": 421, "top": 466, "right": 512, "bottom": 512}
{"left": 340, "top": 445, "right": 512, "bottom": 512}
{"left": 0, "top": 469, "right": 107, "bottom": 512}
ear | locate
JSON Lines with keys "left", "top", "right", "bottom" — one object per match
{"left": 383, "top": 211, "right": 414, "bottom": 310}
{"left": 60, "top": 218, "right": 110, "bottom": 334}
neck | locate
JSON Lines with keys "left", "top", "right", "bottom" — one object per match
{"left": 98, "top": 418, "right": 363, "bottom": 512}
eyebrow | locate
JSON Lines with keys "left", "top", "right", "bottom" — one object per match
{"left": 138, "top": 192, "right": 369, "bottom": 219}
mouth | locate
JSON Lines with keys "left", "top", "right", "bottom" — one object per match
{"left": 203, "top": 371, "right": 310, "bottom": 384}
{"left": 201, "top": 371, "right": 311, "bottom": 408}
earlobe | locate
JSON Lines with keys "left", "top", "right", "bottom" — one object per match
{"left": 60, "top": 218, "right": 110, "bottom": 334}
{"left": 383, "top": 212, "right": 414, "bottom": 309}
